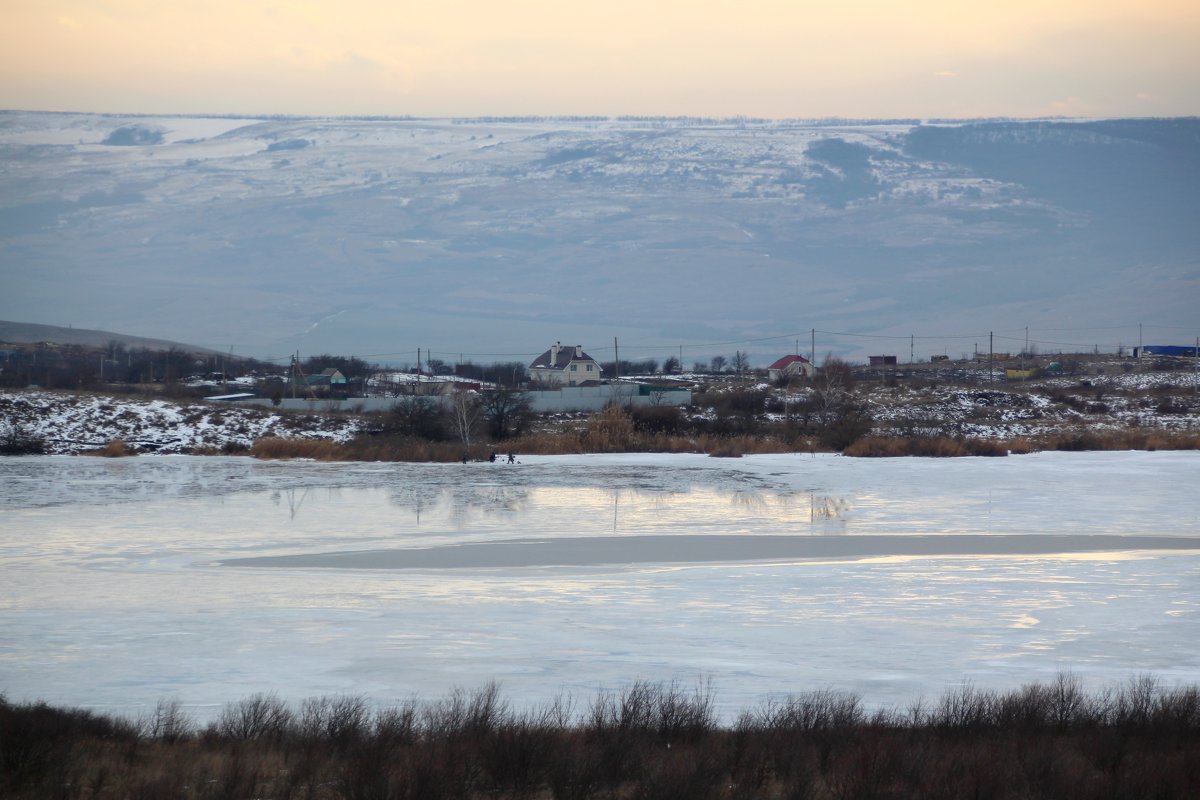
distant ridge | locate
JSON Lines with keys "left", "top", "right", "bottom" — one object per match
{"left": 0, "top": 320, "right": 222, "bottom": 355}
{"left": 2, "top": 113, "right": 1196, "bottom": 361}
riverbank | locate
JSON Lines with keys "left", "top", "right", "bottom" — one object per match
{"left": 3, "top": 382, "right": 1198, "bottom": 460}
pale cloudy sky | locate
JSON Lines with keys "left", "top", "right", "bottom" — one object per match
{"left": 2, "top": 0, "right": 1197, "bottom": 118}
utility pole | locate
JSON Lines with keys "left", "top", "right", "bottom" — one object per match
{"left": 989, "top": 331, "right": 994, "bottom": 384}
{"left": 613, "top": 337, "right": 619, "bottom": 381}
{"left": 910, "top": 334, "right": 914, "bottom": 364}
{"left": 810, "top": 328, "right": 815, "bottom": 369}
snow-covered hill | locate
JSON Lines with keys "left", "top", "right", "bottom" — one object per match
{"left": 0, "top": 390, "right": 359, "bottom": 454}
{"left": 1, "top": 113, "right": 1196, "bottom": 364}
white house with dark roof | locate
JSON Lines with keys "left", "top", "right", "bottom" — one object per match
{"left": 529, "top": 342, "right": 603, "bottom": 387}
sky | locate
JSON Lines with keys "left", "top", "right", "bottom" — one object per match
{"left": 2, "top": 1, "right": 1198, "bottom": 119}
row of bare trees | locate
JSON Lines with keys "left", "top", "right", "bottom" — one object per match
{"left": 377, "top": 386, "right": 536, "bottom": 450}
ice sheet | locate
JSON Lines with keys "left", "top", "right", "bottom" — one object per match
{"left": 1, "top": 452, "right": 1198, "bottom": 721}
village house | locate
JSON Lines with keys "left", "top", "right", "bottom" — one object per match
{"left": 304, "top": 368, "right": 347, "bottom": 387}
{"left": 766, "top": 354, "right": 814, "bottom": 382}
{"left": 529, "top": 342, "right": 603, "bottom": 387}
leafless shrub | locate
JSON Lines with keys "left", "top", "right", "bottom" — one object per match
{"left": 753, "top": 688, "right": 865, "bottom": 733}
{"left": 139, "top": 698, "right": 193, "bottom": 743}
{"left": 0, "top": 423, "right": 47, "bottom": 455}
{"left": 931, "top": 683, "right": 998, "bottom": 730}
{"left": 374, "top": 699, "right": 419, "bottom": 747}
{"left": 422, "top": 682, "right": 507, "bottom": 741}
{"left": 212, "top": 692, "right": 293, "bottom": 742}
{"left": 8, "top": 674, "right": 1200, "bottom": 799}
{"left": 297, "top": 695, "right": 370, "bottom": 750}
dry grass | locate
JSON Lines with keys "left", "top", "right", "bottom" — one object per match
{"left": 845, "top": 428, "right": 1200, "bottom": 458}
{"left": 250, "top": 435, "right": 501, "bottom": 463}
{"left": 243, "top": 404, "right": 1200, "bottom": 464}
{"left": 342, "top": 438, "right": 478, "bottom": 462}
{"left": 1033, "top": 428, "right": 1200, "bottom": 452}
{"left": 79, "top": 438, "right": 134, "bottom": 457}
{"left": 1007, "top": 436, "right": 1037, "bottom": 454}
{"left": 249, "top": 437, "right": 344, "bottom": 460}
{"left": 844, "top": 436, "right": 1008, "bottom": 458}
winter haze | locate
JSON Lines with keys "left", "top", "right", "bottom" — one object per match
{"left": 1, "top": 113, "right": 1197, "bottom": 363}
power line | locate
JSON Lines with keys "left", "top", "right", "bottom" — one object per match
{"left": 249, "top": 322, "right": 1196, "bottom": 365}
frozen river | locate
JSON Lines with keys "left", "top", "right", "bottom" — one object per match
{"left": 2, "top": 451, "right": 1199, "bottom": 721}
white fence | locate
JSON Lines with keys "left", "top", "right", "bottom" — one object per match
{"left": 216, "top": 385, "right": 691, "bottom": 414}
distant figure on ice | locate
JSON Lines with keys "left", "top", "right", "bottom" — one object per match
{"left": 488, "top": 452, "right": 497, "bottom": 463}
{"left": 461, "top": 451, "right": 468, "bottom": 464}
{"left": 507, "top": 452, "right": 516, "bottom": 464}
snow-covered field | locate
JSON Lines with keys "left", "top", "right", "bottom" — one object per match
{"left": 2, "top": 451, "right": 1198, "bottom": 721}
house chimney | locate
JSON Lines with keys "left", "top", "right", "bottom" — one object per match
{"left": 551, "top": 341, "right": 560, "bottom": 367}
{"left": 575, "top": 344, "right": 583, "bottom": 358}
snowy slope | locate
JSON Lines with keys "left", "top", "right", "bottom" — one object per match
{"left": 1, "top": 112, "right": 1196, "bottom": 363}
{"left": 0, "top": 390, "right": 359, "bottom": 453}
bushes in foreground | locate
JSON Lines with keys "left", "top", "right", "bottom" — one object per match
{"left": 3, "top": 676, "right": 1200, "bottom": 799}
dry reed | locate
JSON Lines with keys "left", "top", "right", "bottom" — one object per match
{"left": 80, "top": 438, "right": 134, "bottom": 457}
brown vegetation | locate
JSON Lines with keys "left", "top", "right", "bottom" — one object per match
{"left": 1033, "top": 428, "right": 1200, "bottom": 452}
{"left": 4, "top": 675, "right": 1199, "bottom": 799}
{"left": 249, "top": 436, "right": 499, "bottom": 463}
{"left": 844, "top": 436, "right": 1008, "bottom": 458}
{"left": 244, "top": 416, "right": 1200, "bottom": 465}
{"left": 80, "top": 438, "right": 135, "bottom": 457}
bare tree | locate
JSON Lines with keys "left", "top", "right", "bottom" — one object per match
{"left": 449, "top": 389, "right": 483, "bottom": 451}
{"left": 732, "top": 350, "right": 750, "bottom": 381}
{"left": 480, "top": 386, "right": 534, "bottom": 440}
{"left": 809, "top": 354, "right": 871, "bottom": 449}
{"left": 710, "top": 355, "right": 727, "bottom": 373}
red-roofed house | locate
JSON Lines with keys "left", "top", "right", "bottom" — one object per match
{"left": 767, "top": 354, "right": 814, "bottom": 382}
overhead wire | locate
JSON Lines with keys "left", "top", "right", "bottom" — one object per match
{"left": 245, "top": 321, "right": 1197, "bottom": 364}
